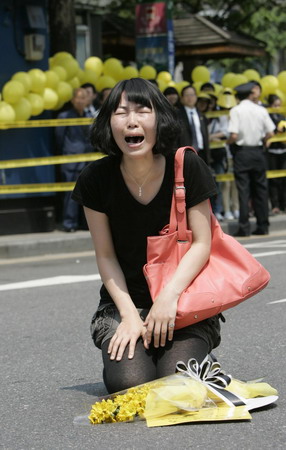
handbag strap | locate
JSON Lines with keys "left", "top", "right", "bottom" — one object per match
{"left": 169, "top": 146, "right": 196, "bottom": 240}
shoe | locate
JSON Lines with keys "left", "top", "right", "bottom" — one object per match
{"left": 271, "top": 207, "right": 280, "bottom": 215}
{"left": 224, "top": 211, "right": 234, "bottom": 220}
{"left": 215, "top": 212, "right": 224, "bottom": 221}
{"left": 63, "top": 227, "right": 77, "bottom": 233}
{"left": 233, "top": 210, "right": 239, "bottom": 219}
{"left": 252, "top": 229, "right": 269, "bottom": 235}
{"left": 233, "top": 229, "right": 250, "bottom": 237}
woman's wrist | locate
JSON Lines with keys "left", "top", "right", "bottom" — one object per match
{"left": 117, "top": 302, "right": 141, "bottom": 320}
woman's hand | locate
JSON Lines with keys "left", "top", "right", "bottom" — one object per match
{"left": 143, "top": 286, "right": 179, "bottom": 349}
{"left": 108, "top": 312, "right": 146, "bottom": 361}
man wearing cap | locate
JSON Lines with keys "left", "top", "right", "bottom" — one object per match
{"left": 177, "top": 85, "right": 211, "bottom": 165}
{"left": 227, "top": 81, "right": 275, "bottom": 236}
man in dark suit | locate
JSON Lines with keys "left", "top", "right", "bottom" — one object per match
{"left": 177, "top": 85, "right": 211, "bottom": 165}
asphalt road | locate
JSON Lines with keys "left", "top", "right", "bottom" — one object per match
{"left": 1, "top": 234, "right": 286, "bottom": 450}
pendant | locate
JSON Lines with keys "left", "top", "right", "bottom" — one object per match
{"left": 139, "top": 187, "right": 142, "bottom": 197}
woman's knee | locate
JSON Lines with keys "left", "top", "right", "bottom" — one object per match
{"left": 101, "top": 341, "right": 156, "bottom": 393}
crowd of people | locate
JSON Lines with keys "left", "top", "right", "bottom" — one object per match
{"left": 162, "top": 80, "right": 285, "bottom": 236}
{"left": 55, "top": 77, "right": 286, "bottom": 235}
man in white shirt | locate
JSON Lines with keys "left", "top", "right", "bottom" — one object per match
{"left": 228, "top": 82, "right": 275, "bottom": 236}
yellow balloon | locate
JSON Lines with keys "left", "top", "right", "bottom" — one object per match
{"left": 230, "top": 74, "right": 248, "bottom": 89}
{"left": 68, "top": 76, "right": 80, "bottom": 89}
{"left": 57, "top": 81, "right": 73, "bottom": 103}
{"left": 26, "top": 93, "right": 44, "bottom": 116}
{"left": 53, "top": 99, "right": 66, "bottom": 111}
{"left": 42, "top": 88, "right": 59, "bottom": 110}
{"left": 277, "top": 71, "right": 286, "bottom": 94}
{"left": 167, "top": 80, "right": 176, "bottom": 87}
{"left": 157, "top": 71, "right": 172, "bottom": 84}
{"left": 45, "top": 70, "right": 60, "bottom": 89}
{"left": 156, "top": 79, "right": 167, "bottom": 92}
{"left": 95, "top": 75, "right": 117, "bottom": 92}
{"left": 221, "top": 73, "right": 235, "bottom": 88}
{"left": 59, "top": 58, "right": 79, "bottom": 79}
{"left": 81, "top": 70, "right": 98, "bottom": 87}
{"left": 84, "top": 57, "right": 103, "bottom": 78}
{"left": 192, "top": 81, "right": 203, "bottom": 94}
{"left": 52, "top": 66, "right": 67, "bottom": 81}
{"left": 213, "top": 83, "right": 223, "bottom": 95}
{"left": 77, "top": 69, "right": 85, "bottom": 82}
{"left": 120, "top": 66, "right": 139, "bottom": 80}
{"left": 103, "top": 58, "right": 123, "bottom": 80}
{"left": 2, "top": 80, "right": 25, "bottom": 104}
{"left": 0, "top": 101, "right": 16, "bottom": 122}
{"left": 28, "top": 69, "right": 46, "bottom": 94}
{"left": 261, "top": 75, "right": 279, "bottom": 96}
{"left": 12, "top": 97, "right": 32, "bottom": 120}
{"left": 243, "top": 69, "right": 260, "bottom": 82}
{"left": 191, "top": 66, "right": 210, "bottom": 83}
{"left": 53, "top": 52, "right": 73, "bottom": 64}
{"left": 139, "top": 65, "right": 157, "bottom": 80}
{"left": 175, "top": 80, "right": 190, "bottom": 95}
{"left": 12, "top": 72, "right": 32, "bottom": 95}
{"left": 48, "top": 57, "right": 54, "bottom": 68}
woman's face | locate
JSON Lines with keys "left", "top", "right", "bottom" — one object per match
{"left": 166, "top": 93, "right": 178, "bottom": 106}
{"left": 271, "top": 98, "right": 281, "bottom": 108}
{"left": 110, "top": 92, "right": 157, "bottom": 158}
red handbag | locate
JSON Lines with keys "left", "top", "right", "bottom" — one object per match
{"left": 143, "top": 147, "right": 270, "bottom": 330}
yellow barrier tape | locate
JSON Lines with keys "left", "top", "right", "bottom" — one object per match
{"left": 0, "top": 117, "right": 93, "bottom": 130}
{"left": 210, "top": 140, "right": 227, "bottom": 149}
{"left": 216, "top": 173, "right": 235, "bottom": 182}
{"left": 1, "top": 170, "right": 286, "bottom": 194}
{"left": 210, "top": 134, "right": 286, "bottom": 148}
{"left": 205, "top": 106, "right": 286, "bottom": 119}
{"left": 1, "top": 139, "right": 286, "bottom": 169}
{"left": 0, "top": 182, "right": 75, "bottom": 194}
{"left": 266, "top": 169, "right": 286, "bottom": 179}
{"left": 0, "top": 152, "right": 105, "bottom": 169}
{"left": 0, "top": 108, "right": 285, "bottom": 128}
{"left": 267, "top": 133, "right": 286, "bottom": 143}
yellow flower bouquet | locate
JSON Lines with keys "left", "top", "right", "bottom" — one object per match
{"left": 74, "top": 355, "right": 278, "bottom": 428}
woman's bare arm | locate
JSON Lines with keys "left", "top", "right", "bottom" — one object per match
{"left": 144, "top": 199, "right": 212, "bottom": 348}
{"left": 84, "top": 206, "right": 146, "bottom": 360}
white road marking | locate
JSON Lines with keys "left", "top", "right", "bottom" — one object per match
{"left": 244, "top": 240, "right": 286, "bottom": 249}
{"left": 252, "top": 250, "right": 286, "bottom": 257}
{"left": 268, "top": 298, "right": 286, "bottom": 305}
{"left": 0, "top": 274, "right": 101, "bottom": 291}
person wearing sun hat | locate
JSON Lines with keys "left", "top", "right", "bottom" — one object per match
{"left": 227, "top": 81, "right": 276, "bottom": 236}
{"left": 196, "top": 91, "right": 211, "bottom": 114}
{"left": 215, "top": 89, "right": 239, "bottom": 221}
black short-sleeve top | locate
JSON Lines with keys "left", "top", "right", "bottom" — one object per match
{"left": 72, "top": 150, "right": 217, "bottom": 308}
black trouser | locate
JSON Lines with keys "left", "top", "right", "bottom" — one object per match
{"left": 233, "top": 145, "right": 269, "bottom": 234}
{"left": 267, "top": 152, "right": 286, "bottom": 210}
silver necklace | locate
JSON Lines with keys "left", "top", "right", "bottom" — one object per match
{"left": 122, "top": 164, "right": 153, "bottom": 197}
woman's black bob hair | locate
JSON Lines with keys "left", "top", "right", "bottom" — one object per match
{"left": 90, "top": 78, "right": 180, "bottom": 156}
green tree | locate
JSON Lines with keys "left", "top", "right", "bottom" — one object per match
{"left": 105, "top": 0, "right": 286, "bottom": 71}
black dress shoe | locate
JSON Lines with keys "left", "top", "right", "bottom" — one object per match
{"left": 233, "top": 230, "right": 250, "bottom": 237}
{"left": 252, "top": 229, "right": 269, "bottom": 235}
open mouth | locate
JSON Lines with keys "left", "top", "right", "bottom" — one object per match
{"left": 125, "top": 136, "right": 144, "bottom": 144}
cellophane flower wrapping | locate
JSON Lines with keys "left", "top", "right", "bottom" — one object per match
{"left": 85, "top": 356, "right": 278, "bottom": 427}
{"left": 88, "top": 373, "right": 213, "bottom": 425}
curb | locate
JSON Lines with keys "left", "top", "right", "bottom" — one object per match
{"left": 0, "top": 215, "right": 285, "bottom": 259}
